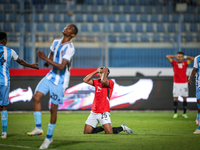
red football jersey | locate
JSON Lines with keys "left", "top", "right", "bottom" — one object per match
{"left": 171, "top": 60, "right": 189, "bottom": 83}
{"left": 92, "top": 79, "right": 114, "bottom": 113}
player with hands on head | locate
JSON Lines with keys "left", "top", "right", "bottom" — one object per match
{"left": 0, "top": 32, "right": 39, "bottom": 139}
{"left": 188, "top": 55, "right": 200, "bottom": 134}
{"left": 166, "top": 52, "right": 194, "bottom": 118}
{"left": 83, "top": 67, "right": 133, "bottom": 134}
{"left": 27, "top": 24, "right": 78, "bottom": 149}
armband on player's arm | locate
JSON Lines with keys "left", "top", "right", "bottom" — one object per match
{"left": 187, "top": 60, "right": 191, "bottom": 65}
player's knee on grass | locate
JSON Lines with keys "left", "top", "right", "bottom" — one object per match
{"left": 103, "top": 124, "right": 113, "bottom": 134}
{"left": 83, "top": 124, "right": 93, "bottom": 134}
{"left": 104, "top": 130, "right": 113, "bottom": 134}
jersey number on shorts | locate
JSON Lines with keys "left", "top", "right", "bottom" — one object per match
{"left": 101, "top": 113, "right": 108, "bottom": 119}
{"left": 0, "top": 51, "right": 6, "bottom": 65}
{"left": 50, "top": 92, "right": 58, "bottom": 100}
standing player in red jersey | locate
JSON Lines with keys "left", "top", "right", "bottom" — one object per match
{"left": 166, "top": 52, "right": 194, "bottom": 118}
{"left": 83, "top": 67, "right": 133, "bottom": 134}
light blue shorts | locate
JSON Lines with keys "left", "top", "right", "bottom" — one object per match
{"left": 0, "top": 85, "right": 10, "bottom": 106}
{"left": 35, "top": 77, "right": 64, "bottom": 105}
{"left": 196, "top": 87, "right": 200, "bottom": 100}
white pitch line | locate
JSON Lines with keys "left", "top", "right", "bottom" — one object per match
{"left": 0, "top": 144, "right": 59, "bottom": 150}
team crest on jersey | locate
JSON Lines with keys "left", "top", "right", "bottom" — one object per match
{"left": 61, "top": 50, "right": 66, "bottom": 56}
{"left": 69, "top": 43, "right": 72, "bottom": 48}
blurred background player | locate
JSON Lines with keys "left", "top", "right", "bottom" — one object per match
{"left": 83, "top": 67, "right": 133, "bottom": 134}
{"left": 27, "top": 24, "right": 78, "bottom": 149}
{"left": 166, "top": 52, "right": 194, "bottom": 118}
{"left": 188, "top": 55, "right": 200, "bottom": 134}
{"left": 0, "top": 32, "right": 39, "bottom": 139}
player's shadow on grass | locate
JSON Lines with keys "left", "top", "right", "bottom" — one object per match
{"left": 51, "top": 140, "right": 109, "bottom": 148}
{"left": 142, "top": 134, "right": 178, "bottom": 136}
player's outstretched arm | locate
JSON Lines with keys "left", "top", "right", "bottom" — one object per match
{"left": 38, "top": 50, "right": 68, "bottom": 70}
{"left": 83, "top": 69, "right": 98, "bottom": 85}
{"left": 188, "top": 68, "right": 198, "bottom": 85}
{"left": 16, "top": 58, "right": 39, "bottom": 69}
{"left": 166, "top": 55, "right": 176, "bottom": 63}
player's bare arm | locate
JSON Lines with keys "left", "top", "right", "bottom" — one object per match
{"left": 83, "top": 69, "right": 98, "bottom": 85}
{"left": 44, "top": 52, "right": 53, "bottom": 67}
{"left": 16, "top": 58, "right": 39, "bottom": 69}
{"left": 166, "top": 55, "right": 176, "bottom": 63}
{"left": 100, "top": 67, "right": 110, "bottom": 86}
{"left": 38, "top": 50, "right": 68, "bottom": 70}
{"left": 188, "top": 68, "right": 198, "bottom": 85}
{"left": 186, "top": 55, "right": 194, "bottom": 63}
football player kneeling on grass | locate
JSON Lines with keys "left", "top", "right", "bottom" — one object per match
{"left": 83, "top": 67, "right": 133, "bottom": 134}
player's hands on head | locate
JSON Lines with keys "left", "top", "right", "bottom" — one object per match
{"left": 38, "top": 51, "right": 46, "bottom": 60}
{"left": 97, "top": 67, "right": 103, "bottom": 73}
{"left": 30, "top": 63, "right": 39, "bottom": 69}
{"left": 101, "top": 67, "right": 108, "bottom": 73}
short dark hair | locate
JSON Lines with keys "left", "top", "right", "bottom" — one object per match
{"left": 177, "top": 51, "right": 184, "bottom": 55}
{"left": 71, "top": 24, "right": 78, "bottom": 36}
{"left": 0, "top": 32, "right": 7, "bottom": 40}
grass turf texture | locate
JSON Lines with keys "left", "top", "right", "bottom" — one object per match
{"left": 0, "top": 111, "right": 199, "bottom": 150}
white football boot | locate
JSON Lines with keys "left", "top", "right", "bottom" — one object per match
{"left": 193, "top": 129, "right": 200, "bottom": 134}
{"left": 39, "top": 138, "right": 53, "bottom": 149}
{"left": 1, "top": 132, "right": 7, "bottom": 139}
{"left": 27, "top": 127, "right": 43, "bottom": 136}
{"left": 121, "top": 124, "right": 133, "bottom": 134}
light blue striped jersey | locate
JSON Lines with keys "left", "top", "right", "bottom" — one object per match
{"left": 194, "top": 55, "right": 200, "bottom": 88}
{"left": 0, "top": 45, "right": 18, "bottom": 86}
{"left": 46, "top": 38, "right": 75, "bottom": 89}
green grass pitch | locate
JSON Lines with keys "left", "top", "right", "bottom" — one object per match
{"left": 0, "top": 111, "right": 199, "bottom": 150}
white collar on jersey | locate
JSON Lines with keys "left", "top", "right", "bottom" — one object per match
{"left": 60, "top": 37, "right": 72, "bottom": 45}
